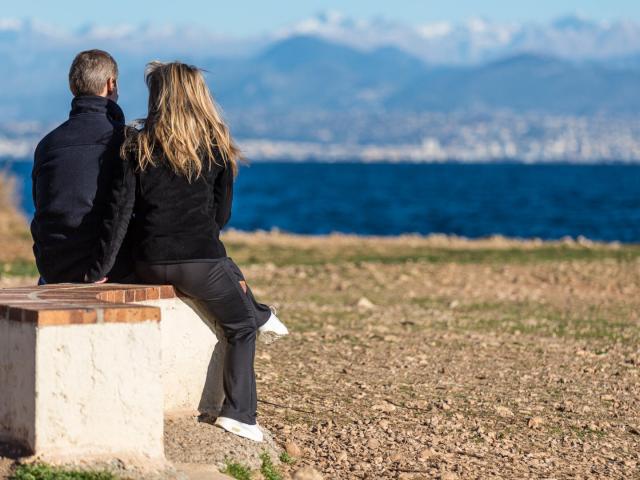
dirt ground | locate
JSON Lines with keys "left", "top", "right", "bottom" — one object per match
{"left": 1, "top": 232, "right": 639, "bottom": 479}
{"left": 235, "top": 236, "right": 640, "bottom": 479}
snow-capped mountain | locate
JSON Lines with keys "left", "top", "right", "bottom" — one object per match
{"left": 275, "top": 11, "right": 640, "bottom": 63}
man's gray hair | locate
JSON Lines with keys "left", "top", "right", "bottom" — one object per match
{"left": 68, "top": 49, "right": 118, "bottom": 97}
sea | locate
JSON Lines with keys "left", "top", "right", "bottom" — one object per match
{"left": 2, "top": 160, "right": 639, "bottom": 243}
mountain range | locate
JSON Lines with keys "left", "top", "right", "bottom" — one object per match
{"left": 5, "top": 11, "right": 640, "bottom": 63}
{"left": 1, "top": 12, "right": 640, "bottom": 123}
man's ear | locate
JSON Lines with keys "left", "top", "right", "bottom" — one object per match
{"left": 105, "top": 77, "right": 119, "bottom": 102}
{"left": 107, "top": 78, "right": 117, "bottom": 95}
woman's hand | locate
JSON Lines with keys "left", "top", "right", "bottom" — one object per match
{"left": 84, "top": 273, "right": 108, "bottom": 283}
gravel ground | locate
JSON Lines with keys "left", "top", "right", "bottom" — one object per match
{"left": 231, "top": 238, "right": 640, "bottom": 479}
{"left": 165, "top": 413, "right": 282, "bottom": 471}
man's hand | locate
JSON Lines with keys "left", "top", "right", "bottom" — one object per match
{"left": 94, "top": 277, "right": 108, "bottom": 284}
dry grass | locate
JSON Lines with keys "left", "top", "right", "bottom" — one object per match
{"left": 222, "top": 230, "right": 640, "bottom": 267}
{"left": 0, "top": 172, "right": 32, "bottom": 263}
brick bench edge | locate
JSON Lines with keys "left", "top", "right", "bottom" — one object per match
{"left": 0, "top": 284, "right": 177, "bottom": 326}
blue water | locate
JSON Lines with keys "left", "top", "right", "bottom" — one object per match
{"left": 3, "top": 161, "right": 640, "bottom": 242}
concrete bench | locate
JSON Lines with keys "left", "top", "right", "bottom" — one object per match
{"left": 0, "top": 284, "right": 223, "bottom": 464}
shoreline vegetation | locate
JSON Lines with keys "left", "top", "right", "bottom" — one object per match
{"left": 222, "top": 229, "right": 640, "bottom": 264}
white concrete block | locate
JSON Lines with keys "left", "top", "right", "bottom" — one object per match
{"left": 0, "top": 319, "right": 164, "bottom": 460}
{"left": 0, "top": 319, "right": 37, "bottom": 449}
{"left": 35, "top": 322, "right": 164, "bottom": 459}
{"left": 141, "top": 298, "right": 225, "bottom": 415}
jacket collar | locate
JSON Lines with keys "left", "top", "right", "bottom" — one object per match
{"left": 70, "top": 95, "right": 125, "bottom": 124}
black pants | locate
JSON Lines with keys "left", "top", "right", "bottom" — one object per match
{"left": 136, "top": 258, "right": 271, "bottom": 425}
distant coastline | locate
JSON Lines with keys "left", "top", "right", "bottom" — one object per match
{"left": 4, "top": 139, "right": 640, "bottom": 164}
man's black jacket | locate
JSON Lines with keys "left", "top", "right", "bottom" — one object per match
{"left": 30, "top": 95, "right": 132, "bottom": 283}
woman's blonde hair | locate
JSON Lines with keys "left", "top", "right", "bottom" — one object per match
{"left": 122, "top": 61, "right": 240, "bottom": 180}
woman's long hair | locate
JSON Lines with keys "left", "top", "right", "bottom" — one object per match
{"left": 122, "top": 61, "right": 240, "bottom": 180}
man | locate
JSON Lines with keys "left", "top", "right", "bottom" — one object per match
{"left": 31, "top": 49, "right": 132, "bottom": 284}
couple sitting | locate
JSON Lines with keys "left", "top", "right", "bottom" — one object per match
{"left": 30, "top": 49, "right": 288, "bottom": 442}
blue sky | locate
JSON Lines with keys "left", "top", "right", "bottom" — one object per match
{"left": 5, "top": 0, "right": 640, "bottom": 35}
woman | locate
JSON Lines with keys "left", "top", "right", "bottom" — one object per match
{"left": 85, "top": 61, "right": 288, "bottom": 442}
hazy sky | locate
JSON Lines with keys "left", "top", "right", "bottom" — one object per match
{"left": 4, "top": 0, "right": 640, "bottom": 35}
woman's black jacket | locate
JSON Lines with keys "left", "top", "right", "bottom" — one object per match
{"left": 85, "top": 149, "right": 233, "bottom": 282}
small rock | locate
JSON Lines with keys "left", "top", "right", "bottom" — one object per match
{"left": 293, "top": 466, "right": 323, "bottom": 480}
{"left": 336, "top": 451, "right": 348, "bottom": 462}
{"left": 441, "top": 472, "right": 458, "bottom": 480}
{"left": 286, "top": 441, "right": 303, "bottom": 458}
{"left": 357, "top": 297, "right": 376, "bottom": 310}
{"left": 373, "top": 402, "right": 397, "bottom": 413}
{"left": 528, "top": 416, "right": 544, "bottom": 429}
{"left": 390, "top": 451, "right": 404, "bottom": 462}
{"left": 367, "top": 438, "right": 381, "bottom": 449}
{"left": 496, "top": 406, "right": 514, "bottom": 418}
{"left": 419, "top": 448, "right": 436, "bottom": 461}
{"left": 378, "top": 419, "right": 390, "bottom": 429}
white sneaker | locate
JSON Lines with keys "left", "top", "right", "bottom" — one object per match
{"left": 258, "top": 307, "right": 289, "bottom": 344}
{"left": 215, "top": 416, "right": 264, "bottom": 442}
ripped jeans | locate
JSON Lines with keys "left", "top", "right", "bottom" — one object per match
{"left": 135, "top": 257, "right": 271, "bottom": 425}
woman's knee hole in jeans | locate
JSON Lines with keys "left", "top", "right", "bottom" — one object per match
{"left": 223, "top": 324, "right": 258, "bottom": 344}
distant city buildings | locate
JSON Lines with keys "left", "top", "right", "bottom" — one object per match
{"left": 234, "top": 110, "right": 640, "bottom": 163}
{"left": 2, "top": 111, "right": 640, "bottom": 163}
